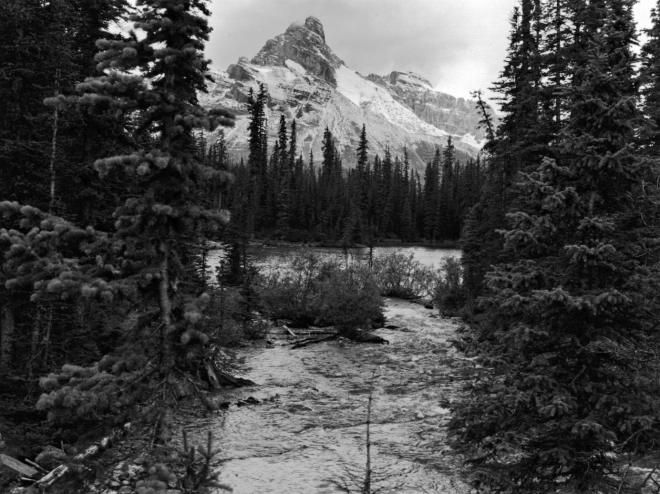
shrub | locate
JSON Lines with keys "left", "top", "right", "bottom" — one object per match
{"left": 256, "top": 252, "right": 383, "bottom": 330}
{"left": 433, "top": 257, "right": 465, "bottom": 316}
{"left": 256, "top": 252, "right": 339, "bottom": 327}
{"left": 371, "top": 252, "right": 438, "bottom": 299}
{"left": 316, "top": 265, "right": 384, "bottom": 330}
{"left": 200, "top": 287, "right": 265, "bottom": 346}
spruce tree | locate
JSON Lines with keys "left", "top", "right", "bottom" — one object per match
{"left": 641, "top": 0, "right": 660, "bottom": 152}
{"left": 423, "top": 149, "right": 441, "bottom": 242}
{"left": 276, "top": 115, "right": 291, "bottom": 234}
{"left": 462, "top": 0, "right": 547, "bottom": 299}
{"left": 37, "top": 0, "right": 235, "bottom": 410}
{"left": 438, "top": 136, "right": 457, "bottom": 240}
{"left": 452, "top": 1, "right": 660, "bottom": 490}
{"left": 355, "top": 124, "right": 370, "bottom": 241}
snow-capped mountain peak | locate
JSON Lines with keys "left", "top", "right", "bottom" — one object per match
{"left": 202, "top": 17, "right": 496, "bottom": 169}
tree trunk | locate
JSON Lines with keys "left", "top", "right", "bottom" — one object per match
{"left": 42, "top": 305, "right": 53, "bottom": 367}
{"left": 49, "top": 69, "right": 61, "bottom": 214}
{"left": 0, "top": 305, "right": 15, "bottom": 371}
{"left": 28, "top": 305, "right": 42, "bottom": 378}
{"left": 159, "top": 242, "right": 175, "bottom": 368}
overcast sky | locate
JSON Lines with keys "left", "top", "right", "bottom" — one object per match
{"left": 207, "top": 0, "right": 657, "bottom": 100}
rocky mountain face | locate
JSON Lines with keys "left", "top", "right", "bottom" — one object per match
{"left": 202, "top": 16, "right": 496, "bottom": 170}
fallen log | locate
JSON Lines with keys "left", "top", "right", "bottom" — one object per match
{"left": 37, "top": 464, "right": 68, "bottom": 487}
{"left": 339, "top": 329, "right": 389, "bottom": 345}
{"left": 282, "top": 325, "right": 297, "bottom": 337}
{"left": 32, "top": 422, "right": 132, "bottom": 488}
{"left": 215, "top": 370, "right": 255, "bottom": 388}
{"left": 291, "top": 329, "right": 389, "bottom": 348}
{"left": 205, "top": 360, "right": 255, "bottom": 388}
{"left": 23, "top": 458, "right": 47, "bottom": 474}
{"left": 291, "top": 334, "right": 339, "bottom": 349}
{"left": 0, "top": 454, "right": 38, "bottom": 478}
{"left": 204, "top": 361, "right": 221, "bottom": 389}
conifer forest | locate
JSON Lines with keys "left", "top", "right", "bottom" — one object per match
{"left": 1, "top": 0, "right": 660, "bottom": 493}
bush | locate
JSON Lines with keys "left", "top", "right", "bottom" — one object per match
{"left": 371, "top": 252, "right": 438, "bottom": 299}
{"left": 200, "top": 286, "right": 265, "bottom": 346}
{"left": 256, "top": 252, "right": 337, "bottom": 327}
{"left": 433, "top": 257, "right": 465, "bottom": 316}
{"left": 316, "top": 265, "right": 384, "bottom": 330}
{"left": 256, "top": 252, "right": 383, "bottom": 330}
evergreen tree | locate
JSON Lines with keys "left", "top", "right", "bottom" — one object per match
{"left": 246, "top": 83, "right": 268, "bottom": 234}
{"left": 0, "top": 0, "right": 129, "bottom": 225}
{"left": 275, "top": 115, "right": 291, "bottom": 234}
{"left": 74, "top": 0, "right": 233, "bottom": 369}
{"left": 399, "top": 149, "right": 414, "bottom": 241}
{"left": 452, "top": 1, "right": 660, "bottom": 490}
{"left": 462, "top": 0, "right": 548, "bottom": 300}
{"left": 380, "top": 148, "right": 394, "bottom": 235}
{"left": 641, "top": 0, "right": 660, "bottom": 152}
{"left": 423, "top": 149, "right": 441, "bottom": 242}
{"left": 438, "top": 136, "right": 457, "bottom": 240}
{"left": 355, "top": 124, "right": 370, "bottom": 241}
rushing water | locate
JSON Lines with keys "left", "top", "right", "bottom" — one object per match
{"left": 189, "top": 246, "right": 470, "bottom": 493}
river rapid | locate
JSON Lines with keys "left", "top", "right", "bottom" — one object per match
{"left": 188, "top": 246, "right": 470, "bottom": 493}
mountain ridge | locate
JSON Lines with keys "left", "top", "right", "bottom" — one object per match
{"left": 202, "top": 16, "right": 496, "bottom": 169}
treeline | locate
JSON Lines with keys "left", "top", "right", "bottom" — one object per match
{"left": 453, "top": 0, "right": 660, "bottom": 492}
{"left": 212, "top": 85, "right": 484, "bottom": 244}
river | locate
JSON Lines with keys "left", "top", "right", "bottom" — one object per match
{"left": 190, "top": 246, "right": 469, "bottom": 493}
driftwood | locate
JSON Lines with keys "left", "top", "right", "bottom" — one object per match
{"left": 214, "top": 370, "right": 255, "bottom": 388}
{"left": 291, "top": 329, "right": 389, "bottom": 349}
{"left": 205, "top": 359, "right": 255, "bottom": 389}
{"left": 32, "top": 422, "right": 132, "bottom": 487}
{"left": 339, "top": 329, "right": 389, "bottom": 345}
{"left": 291, "top": 334, "right": 339, "bottom": 349}
{"left": 203, "top": 346, "right": 256, "bottom": 390}
{"left": 36, "top": 464, "right": 68, "bottom": 487}
{"left": 204, "top": 361, "right": 221, "bottom": 389}
{"left": 0, "top": 454, "right": 38, "bottom": 478}
{"left": 282, "top": 325, "right": 297, "bottom": 337}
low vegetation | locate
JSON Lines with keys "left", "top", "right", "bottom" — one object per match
{"left": 433, "top": 257, "right": 465, "bottom": 316}
{"left": 257, "top": 251, "right": 466, "bottom": 331}
{"left": 257, "top": 252, "right": 384, "bottom": 330}
{"left": 370, "top": 252, "right": 438, "bottom": 300}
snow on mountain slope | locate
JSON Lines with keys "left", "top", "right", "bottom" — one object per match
{"left": 335, "top": 65, "right": 448, "bottom": 139}
{"left": 202, "top": 16, "right": 495, "bottom": 170}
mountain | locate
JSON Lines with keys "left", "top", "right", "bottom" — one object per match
{"left": 201, "top": 16, "right": 496, "bottom": 170}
